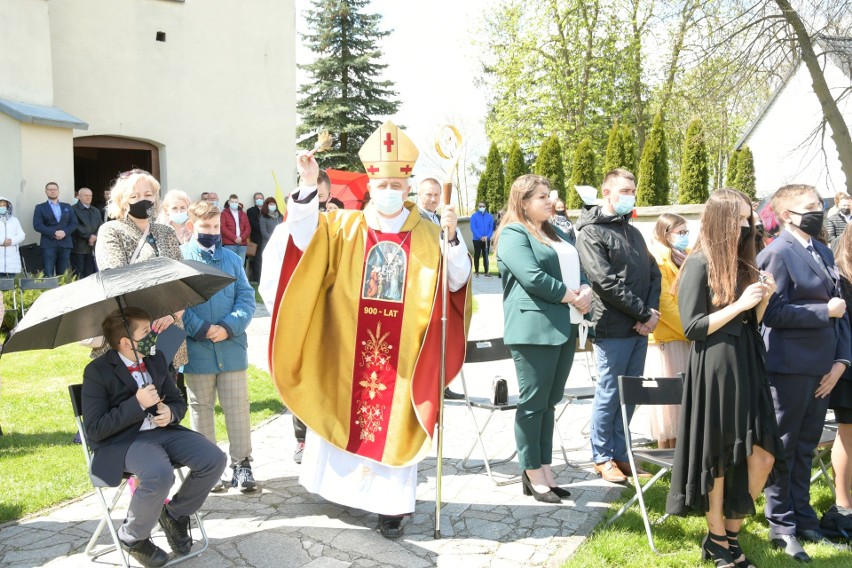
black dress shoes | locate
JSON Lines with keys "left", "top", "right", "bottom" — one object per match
{"left": 797, "top": 529, "right": 850, "bottom": 552}
{"left": 159, "top": 506, "right": 192, "bottom": 555}
{"left": 120, "top": 537, "right": 169, "bottom": 567}
{"left": 378, "top": 514, "right": 404, "bottom": 539}
{"left": 443, "top": 388, "right": 465, "bottom": 401}
{"left": 770, "top": 534, "right": 811, "bottom": 563}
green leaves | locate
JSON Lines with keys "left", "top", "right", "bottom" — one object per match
{"left": 504, "top": 141, "right": 529, "bottom": 203}
{"left": 726, "top": 146, "right": 756, "bottom": 199}
{"left": 479, "top": 143, "right": 506, "bottom": 211}
{"left": 569, "top": 138, "right": 596, "bottom": 209}
{"left": 534, "top": 135, "right": 567, "bottom": 202}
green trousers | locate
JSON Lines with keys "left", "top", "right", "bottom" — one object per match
{"left": 509, "top": 326, "right": 577, "bottom": 470}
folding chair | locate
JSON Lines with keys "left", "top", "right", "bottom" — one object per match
{"left": 18, "top": 276, "right": 60, "bottom": 317}
{"left": 68, "top": 384, "right": 209, "bottom": 567}
{"left": 811, "top": 415, "right": 839, "bottom": 499}
{"left": 458, "top": 338, "right": 568, "bottom": 485}
{"left": 0, "top": 277, "right": 17, "bottom": 326}
{"left": 606, "top": 375, "right": 682, "bottom": 554}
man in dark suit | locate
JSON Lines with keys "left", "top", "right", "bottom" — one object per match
{"left": 32, "top": 182, "right": 77, "bottom": 277}
{"left": 82, "top": 308, "right": 226, "bottom": 567}
{"left": 759, "top": 184, "right": 851, "bottom": 562}
{"left": 71, "top": 187, "right": 102, "bottom": 278}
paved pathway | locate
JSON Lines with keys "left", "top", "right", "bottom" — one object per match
{"left": 0, "top": 276, "right": 627, "bottom": 567}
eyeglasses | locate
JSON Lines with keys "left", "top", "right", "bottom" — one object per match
{"left": 118, "top": 168, "right": 150, "bottom": 179}
{"left": 668, "top": 229, "right": 689, "bottom": 236}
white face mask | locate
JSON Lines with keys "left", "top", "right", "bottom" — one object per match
{"left": 170, "top": 211, "right": 188, "bottom": 225}
{"left": 371, "top": 188, "right": 405, "bottom": 215}
{"left": 268, "top": 204, "right": 277, "bottom": 213}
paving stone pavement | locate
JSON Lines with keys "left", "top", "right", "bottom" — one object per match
{"left": 0, "top": 275, "right": 631, "bottom": 568}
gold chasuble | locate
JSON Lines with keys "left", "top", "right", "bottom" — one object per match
{"left": 271, "top": 202, "right": 471, "bottom": 467}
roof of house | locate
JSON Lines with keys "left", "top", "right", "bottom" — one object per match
{"left": 0, "top": 98, "right": 88, "bottom": 130}
{"left": 735, "top": 35, "right": 851, "bottom": 149}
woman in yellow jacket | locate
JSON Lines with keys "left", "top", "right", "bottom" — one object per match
{"left": 645, "top": 213, "right": 690, "bottom": 448}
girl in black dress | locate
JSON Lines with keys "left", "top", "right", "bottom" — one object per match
{"left": 829, "top": 227, "right": 852, "bottom": 511}
{"left": 666, "top": 189, "right": 785, "bottom": 567}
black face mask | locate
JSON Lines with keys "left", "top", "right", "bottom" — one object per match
{"left": 128, "top": 199, "right": 154, "bottom": 219}
{"left": 555, "top": 210, "right": 567, "bottom": 217}
{"left": 196, "top": 233, "right": 220, "bottom": 249}
{"left": 840, "top": 207, "right": 850, "bottom": 216}
{"left": 788, "top": 209, "right": 824, "bottom": 238}
{"left": 739, "top": 225, "right": 752, "bottom": 245}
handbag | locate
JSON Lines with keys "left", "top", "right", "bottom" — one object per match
{"left": 246, "top": 240, "right": 258, "bottom": 257}
{"left": 491, "top": 376, "right": 508, "bottom": 405}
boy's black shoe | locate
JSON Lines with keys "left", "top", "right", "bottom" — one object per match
{"left": 158, "top": 506, "right": 192, "bottom": 555}
{"left": 120, "top": 537, "right": 169, "bottom": 567}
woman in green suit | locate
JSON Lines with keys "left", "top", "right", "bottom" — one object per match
{"left": 495, "top": 174, "right": 593, "bottom": 503}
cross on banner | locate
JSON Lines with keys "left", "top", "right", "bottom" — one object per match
{"left": 384, "top": 133, "right": 395, "bottom": 152}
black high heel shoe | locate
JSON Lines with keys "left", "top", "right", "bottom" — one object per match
{"left": 701, "top": 532, "right": 736, "bottom": 567}
{"left": 521, "top": 471, "right": 561, "bottom": 503}
{"left": 726, "top": 530, "right": 756, "bottom": 568}
{"left": 549, "top": 485, "right": 571, "bottom": 498}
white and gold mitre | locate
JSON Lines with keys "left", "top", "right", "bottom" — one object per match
{"left": 358, "top": 120, "right": 419, "bottom": 179}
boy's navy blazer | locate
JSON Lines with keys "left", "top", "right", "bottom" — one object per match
{"left": 758, "top": 230, "right": 852, "bottom": 376}
{"left": 81, "top": 350, "right": 190, "bottom": 487}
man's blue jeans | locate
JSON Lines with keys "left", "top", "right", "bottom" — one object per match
{"left": 224, "top": 245, "right": 247, "bottom": 266}
{"left": 590, "top": 335, "right": 648, "bottom": 464}
{"left": 41, "top": 246, "right": 70, "bottom": 277}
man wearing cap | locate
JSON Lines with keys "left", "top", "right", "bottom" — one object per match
{"left": 260, "top": 121, "right": 472, "bottom": 539}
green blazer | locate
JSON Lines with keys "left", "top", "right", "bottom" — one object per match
{"left": 497, "top": 223, "right": 585, "bottom": 346}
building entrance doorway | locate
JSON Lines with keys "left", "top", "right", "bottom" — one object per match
{"left": 73, "top": 136, "right": 161, "bottom": 208}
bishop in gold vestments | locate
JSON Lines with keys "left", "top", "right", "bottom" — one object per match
{"left": 260, "top": 121, "right": 471, "bottom": 537}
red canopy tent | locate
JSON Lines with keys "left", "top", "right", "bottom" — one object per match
{"left": 326, "top": 169, "right": 369, "bottom": 210}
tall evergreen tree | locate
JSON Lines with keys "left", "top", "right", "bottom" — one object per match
{"left": 726, "top": 149, "right": 741, "bottom": 188}
{"left": 297, "top": 0, "right": 400, "bottom": 171}
{"left": 678, "top": 118, "right": 709, "bottom": 204}
{"left": 736, "top": 145, "right": 757, "bottom": 200}
{"left": 637, "top": 112, "right": 670, "bottom": 206}
{"left": 534, "top": 135, "right": 567, "bottom": 202}
{"left": 482, "top": 143, "right": 505, "bottom": 210}
{"left": 604, "top": 120, "right": 622, "bottom": 173}
{"left": 619, "top": 124, "right": 639, "bottom": 174}
{"left": 569, "top": 138, "right": 597, "bottom": 209}
{"left": 504, "top": 141, "right": 528, "bottom": 200}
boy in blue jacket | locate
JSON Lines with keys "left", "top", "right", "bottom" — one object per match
{"left": 181, "top": 201, "right": 257, "bottom": 492}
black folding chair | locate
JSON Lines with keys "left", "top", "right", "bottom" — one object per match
{"left": 68, "top": 384, "right": 209, "bottom": 567}
{"left": 18, "top": 276, "right": 60, "bottom": 317}
{"left": 606, "top": 375, "right": 683, "bottom": 554}
{"left": 0, "top": 277, "right": 17, "bottom": 326}
{"left": 811, "top": 414, "right": 839, "bottom": 498}
{"left": 458, "top": 338, "right": 568, "bottom": 485}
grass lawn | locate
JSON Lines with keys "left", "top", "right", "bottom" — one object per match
{"left": 562, "top": 464, "right": 847, "bottom": 567}
{"left": 0, "top": 345, "right": 283, "bottom": 524}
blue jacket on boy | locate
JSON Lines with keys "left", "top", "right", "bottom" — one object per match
{"left": 180, "top": 241, "right": 255, "bottom": 374}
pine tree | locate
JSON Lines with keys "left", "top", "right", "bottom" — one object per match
{"left": 603, "top": 120, "right": 621, "bottom": 173}
{"left": 533, "top": 135, "right": 567, "bottom": 202}
{"left": 726, "top": 149, "right": 741, "bottom": 188}
{"left": 736, "top": 146, "right": 756, "bottom": 200}
{"left": 482, "top": 142, "right": 505, "bottom": 210}
{"left": 297, "top": 0, "right": 400, "bottom": 171}
{"left": 620, "top": 124, "right": 638, "bottom": 174}
{"left": 678, "top": 118, "right": 709, "bottom": 204}
{"left": 504, "top": 141, "right": 528, "bottom": 201}
{"left": 637, "top": 112, "right": 670, "bottom": 206}
{"left": 569, "top": 138, "right": 596, "bottom": 209}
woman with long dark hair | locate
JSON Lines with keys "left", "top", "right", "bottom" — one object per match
{"left": 667, "top": 189, "right": 783, "bottom": 567}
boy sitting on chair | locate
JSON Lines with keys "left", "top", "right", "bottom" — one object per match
{"left": 82, "top": 307, "right": 227, "bottom": 567}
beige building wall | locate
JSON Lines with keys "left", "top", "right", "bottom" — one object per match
{"left": 49, "top": 0, "right": 297, "bottom": 201}
{"left": 0, "top": 0, "right": 54, "bottom": 106}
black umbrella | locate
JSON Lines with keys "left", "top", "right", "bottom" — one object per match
{"left": 1, "top": 257, "right": 235, "bottom": 355}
